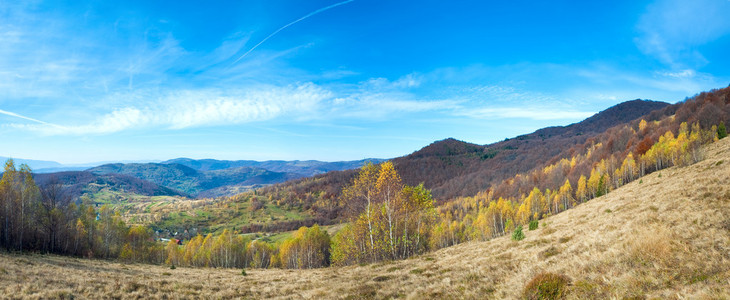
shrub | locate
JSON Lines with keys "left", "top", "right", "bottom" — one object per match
{"left": 539, "top": 246, "right": 560, "bottom": 259}
{"left": 523, "top": 272, "right": 571, "bottom": 300}
{"left": 529, "top": 220, "right": 539, "bottom": 231}
{"left": 241, "top": 268, "right": 247, "bottom": 276}
{"left": 512, "top": 225, "right": 525, "bottom": 241}
{"left": 170, "top": 264, "right": 176, "bottom": 270}
{"left": 718, "top": 121, "right": 727, "bottom": 139}
{"left": 409, "top": 268, "right": 424, "bottom": 275}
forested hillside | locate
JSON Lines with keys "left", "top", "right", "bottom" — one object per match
{"left": 158, "top": 98, "right": 672, "bottom": 234}
{"left": 2, "top": 116, "right": 728, "bottom": 299}
{"left": 395, "top": 99, "right": 671, "bottom": 200}
{"left": 150, "top": 87, "right": 728, "bottom": 255}
{"left": 31, "top": 158, "right": 384, "bottom": 202}
{"left": 88, "top": 163, "right": 298, "bottom": 198}
{"left": 0, "top": 87, "right": 727, "bottom": 283}
{"left": 163, "top": 158, "right": 385, "bottom": 176}
{"left": 33, "top": 171, "right": 187, "bottom": 198}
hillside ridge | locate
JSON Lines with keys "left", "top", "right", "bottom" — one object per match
{"left": 394, "top": 99, "right": 671, "bottom": 199}
{"left": 33, "top": 171, "right": 189, "bottom": 199}
{"left": 88, "top": 162, "right": 298, "bottom": 198}
{"left": 163, "top": 157, "right": 387, "bottom": 176}
{"left": 3, "top": 131, "right": 727, "bottom": 299}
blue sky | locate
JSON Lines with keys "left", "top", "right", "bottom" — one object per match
{"left": 1, "top": 0, "right": 729, "bottom": 164}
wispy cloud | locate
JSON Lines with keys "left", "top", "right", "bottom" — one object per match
{"left": 12, "top": 84, "right": 332, "bottom": 135}
{"left": 449, "top": 84, "right": 594, "bottom": 121}
{"left": 0, "top": 109, "right": 61, "bottom": 127}
{"left": 6, "top": 72, "right": 599, "bottom": 136}
{"left": 574, "top": 63, "right": 725, "bottom": 98}
{"left": 455, "top": 107, "right": 594, "bottom": 121}
{"left": 232, "top": 0, "right": 355, "bottom": 64}
{"left": 635, "top": 0, "right": 730, "bottom": 69}
{"left": 0, "top": 2, "right": 188, "bottom": 102}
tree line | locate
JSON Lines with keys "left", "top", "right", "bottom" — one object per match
{"left": 0, "top": 160, "right": 136, "bottom": 259}
{"left": 0, "top": 121, "right": 724, "bottom": 269}
{"left": 2, "top": 86, "right": 728, "bottom": 270}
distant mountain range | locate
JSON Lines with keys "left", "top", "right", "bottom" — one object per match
{"left": 162, "top": 158, "right": 386, "bottom": 176}
{"left": 12, "top": 157, "right": 385, "bottom": 200}
{"left": 0, "top": 157, "right": 163, "bottom": 173}
{"left": 0, "top": 157, "right": 65, "bottom": 171}
{"left": 86, "top": 163, "right": 298, "bottom": 198}
{"left": 33, "top": 170, "right": 188, "bottom": 200}
{"left": 4, "top": 99, "right": 670, "bottom": 204}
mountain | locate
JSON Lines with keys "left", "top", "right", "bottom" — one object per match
{"left": 153, "top": 98, "right": 674, "bottom": 233}
{"left": 87, "top": 163, "right": 300, "bottom": 198}
{"left": 34, "top": 167, "right": 91, "bottom": 173}
{"left": 5, "top": 136, "right": 728, "bottom": 298}
{"left": 33, "top": 171, "right": 188, "bottom": 200}
{"left": 162, "top": 158, "right": 386, "bottom": 176}
{"left": 395, "top": 99, "right": 671, "bottom": 200}
{"left": 0, "top": 156, "right": 64, "bottom": 170}
{"left": 26, "top": 157, "right": 383, "bottom": 202}
{"left": 251, "top": 99, "right": 672, "bottom": 208}
{"left": 0, "top": 157, "right": 166, "bottom": 173}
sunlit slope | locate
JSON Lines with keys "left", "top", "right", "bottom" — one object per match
{"left": 2, "top": 136, "right": 728, "bottom": 299}
{"left": 258, "top": 135, "right": 730, "bottom": 299}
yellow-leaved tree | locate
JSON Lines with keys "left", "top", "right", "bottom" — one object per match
{"left": 332, "top": 162, "right": 435, "bottom": 265}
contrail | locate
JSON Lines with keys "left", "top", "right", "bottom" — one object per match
{"left": 0, "top": 109, "right": 63, "bottom": 127}
{"left": 232, "top": 0, "right": 355, "bottom": 64}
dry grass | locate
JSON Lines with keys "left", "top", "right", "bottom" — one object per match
{"left": 2, "top": 138, "right": 730, "bottom": 299}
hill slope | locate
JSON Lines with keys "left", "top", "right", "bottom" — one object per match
{"left": 33, "top": 171, "right": 188, "bottom": 199}
{"left": 141, "top": 98, "right": 673, "bottom": 234}
{"left": 163, "top": 158, "right": 386, "bottom": 176}
{"left": 3, "top": 134, "right": 728, "bottom": 299}
{"left": 394, "top": 99, "right": 671, "bottom": 200}
{"left": 88, "top": 163, "right": 299, "bottom": 198}
{"left": 224, "top": 99, "right": 671, "bottom": 225}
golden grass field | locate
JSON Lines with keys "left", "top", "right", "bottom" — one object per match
{"left": 1, "top": 137, "right": 729, "bottom": 299}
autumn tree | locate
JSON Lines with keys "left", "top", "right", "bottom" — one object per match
{"left": 341, "top": 162, "right": 379, "bottom": 260}
{"left": 279, "top": 225, "right": 331, "bottom": 269}
{"left": 332, "top": 162, "right": 435, "bottom": 265}
{"left": 575, "top": 175, "right": 587, "bottom": 204}
{"left": 0, "top": 160, "right": 18, "bottom": 248}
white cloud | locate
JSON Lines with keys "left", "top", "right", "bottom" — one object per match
{"left": 392, "top": 73, "right": 422, "bottom": 88}
{"left": 6, "top": 60, "right": 726, "bottom": 137}
{"left": 658, "top": 69, "right": 696, "bottom": 78}
{"left": 331, "top": 92, "right": 457, "bottom": 118}
{"left": 15, "top": 83, "right": 332, "bottom": 135}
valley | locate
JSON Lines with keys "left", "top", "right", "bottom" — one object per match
{"left": 2, "top": 133, "right": 728, "bottom": 299}
{"left": 1, "top": 87, "right": 728, "bottom": 299}
{"left": 4, "top": 2, "right": 730, "bottom": 299}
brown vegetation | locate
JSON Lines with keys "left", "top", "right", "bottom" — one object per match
{"left": 173, "top": 89, "right": 727, "bottom": 233}
{"left": 2, "top": 135, "right": 729, "bottom": 299}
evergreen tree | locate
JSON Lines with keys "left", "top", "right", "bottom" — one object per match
{"left": 511, "top": 225, "right": 525, "bottom": 241}
{"left": 719, "top": 121, "right": 727, "bottom": 139}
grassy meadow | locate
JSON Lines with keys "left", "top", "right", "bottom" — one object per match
{"left": 2, "top": 135, "right": 729, "bottom": 299}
